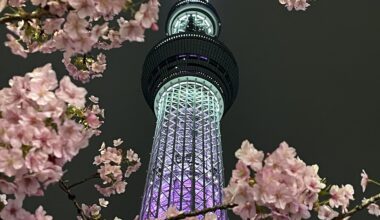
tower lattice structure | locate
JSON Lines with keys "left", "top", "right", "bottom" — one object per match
{"left": 140, "top": 1, "right": 239, "bottom": 219}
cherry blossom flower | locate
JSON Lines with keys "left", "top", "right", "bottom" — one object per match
{"left": 15, "top": 175, "right": 44, "bottom": 196}
{"left": 68, "top": 0, "right": 95, "bottom": 18}
{"left": 82, "top": 203, "right": 101, "bottom": 218}
{"left": 94, "top": 0, "right": 125, "bottom": 19}
{"left": 318, "top": 205, "right": 339, "bottom": 220}
{"left": 43, "top": 18, "right": 65, "bottom": 35}
{"left": 0, "top": 197, "right": 34, "bottom": 220}
{"left": 361, "top": 170, "right": 369, "bottom": 192}
{"left": 113, "top": 138, "right": 124, "bottom": 147}
{"left": 231, "top": 160, "right": 250, "bottom": 181}
{"left": 135, "top": 0, "right": 160, "bottom": 29}
{"left": 235, "top": 140, "right": 264, "bottom": 171}
{"left": 204, "top": 213, "right": 217, "bottom": 220}
{"left": 34, "top": 206, "right": 53, "bottom": 220}
{"left": 89, "top": 95, "right": 99, "bottom": 104}
{"left": 279, "top": 0, "right": 310, "bottom": 11}
{"left": 0, "top": 148, "right": 24, "bottom": 177}
{"left": 165, "top": 206, "right": 183, "bottom": 218}
{"left": 329, "top": 184, "right": 354, "bottom": 213}
{"left": 56, "top": 76, "right": 87, "bottom": 108}
{"left": 0, "top": 0, "right": 6, "bottom": 13}
{"left": 119, "top": 19, "right": 145, "bottom": 42}
{"left": 63, "top": 12, "right": 89, "bottom": 40}
{"left": 368, "top": 203, "right": 380, "bottom": 217}
{"left": 5, "top": 34, "right": 28, "bottom": 58}
{"left": 99, "top": 198, "right": 109, "bottom": 207}
{"left": 0, "top": 194, "right": 7, "bottom": 205}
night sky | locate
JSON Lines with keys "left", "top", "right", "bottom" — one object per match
{"left": 1, "top": 0, "right": 380, "bottom": 219}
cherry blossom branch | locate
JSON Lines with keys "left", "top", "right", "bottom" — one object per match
{"left": 0, "top": 9, "right": 55, "bottom": 24}
{"left": 333, "top": 192, "right": 380, "bottom": 220}
{"left": 166, "top": 204, "right": 237, "bottom": 220}
{"left": 68, "top": 173, "right": 100, "bottom": 190}
{"left": 58, "top": 180, "right": 88, "bottom": 220}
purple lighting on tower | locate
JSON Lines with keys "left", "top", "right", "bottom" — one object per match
{"left": 140, "top": 78, "right": 226, "bottom": 219}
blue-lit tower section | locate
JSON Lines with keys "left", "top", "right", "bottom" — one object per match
{"left": 140, "top": 0, "right": 239, "bottom": 219}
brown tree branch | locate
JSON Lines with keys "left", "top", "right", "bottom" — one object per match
{"left": 166, "top": 204, "right": 237, "bottom": 220}
{"left": 333, "top": 192, "right": 380, "bottom": 220}
{"left": 68, "top": 173, "right": 100, "bottom": 190}
{"left": 58, "top": 180, "right": 88, "bottom": 220}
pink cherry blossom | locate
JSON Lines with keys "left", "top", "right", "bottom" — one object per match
{"left": 43, "top": 18, "right": 65, "bottom": 35}
{"left": 99, "top": 198, "right": 109, "bottom": 207}
{"left": 135, "top": 0, "right": 160, "bottom": 29}
{"left": 204, "top": 213, "right": 217, "bottom": 220}
{"left": 235, "top": 140, "right": 264, "bottom": 171}
{"left": 294, "top": 0, "right": 310, "bottom": 11}
{"left": 0, "top": 0, "right": 6, "bottom": 12}
{"left": 94, "top": 0, "right": 124, "bottom": 18}
{"left": 82, "top": 203, "right": 101, "bottom": 218}
{"left": 0, "top": 194, "right": 7, "bottom": 205}
{"left": 47, "top": 0, "right": 67, "bottom": 16}
{"left": 361, "top": 170, "right": 369, "bottom": 192}
{"left": 329, "top": 184, "right": 354, "bottom": 213}
{"left": 0, "top": 198, "right": 34, "bottom": 220}
{"left": 118, "top": 19, "right": 145, "bottom": 42}
{"left": 15, "top": 175, "right": 43, "bottom": 196}
{"left": 26, "top": 64, "right": 58, "bottom": 105}
{"left": 67, "top": 0, "right": 95, "bottom": 18}
{"left": 368, "top": 203, "right": 380, "bottom": 217}
{"left": 232, "top": 160, "right": 250, "bottom": 181}
{"left": 279, "top": 0, "right": 310, "bottom": 11}
{"left": 63, "top": 12, "right": 89, "bottom": 40}
{"left": 318, "top": 205, "right": 339, "bottom": 220}
{"left": 31, "top": 0, "right": 47, "bottom": 6}
{"left": 5, "top": 34, "right": 28, "bottom": 58}
{"left": 34, "top": 206, "right": 53, "bottom": 220}
{"left": 56, "top": 76, "right": 87, "bottom": 108}
{"left": 165, "top": 206, "right": 182, "bottom": 218}
{"left": 0, "top": 148, "right": 24, "bottom": 177}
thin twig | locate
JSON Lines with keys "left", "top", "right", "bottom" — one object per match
{"left": 166, "top": 204, "right": 237, "bottom": 220}
{"left": 333, "top": 192, "right": 380, "bottom": 220}
{"left": 369, "top": 179, "right": 380, "bottom": 187}
{"left": 68, "top": 173, "right": 100, "bottom": 190}
{"left": 58, "top": 180, "right": 88, "bottom": 220}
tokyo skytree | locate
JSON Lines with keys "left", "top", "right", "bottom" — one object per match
{"left": 140, "top": 0, "right": 239, "bottom": 219}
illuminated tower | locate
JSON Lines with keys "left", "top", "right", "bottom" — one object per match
{"left": 140, "top": 0, "right": 238, "bottom": 219}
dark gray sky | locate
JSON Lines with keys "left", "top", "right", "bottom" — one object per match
{"left": 1, "top": 0, "right": 380, "bottom": 219}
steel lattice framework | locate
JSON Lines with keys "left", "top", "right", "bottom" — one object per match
{"left": 140, "top": 77, "right": 226, "bottom": 219}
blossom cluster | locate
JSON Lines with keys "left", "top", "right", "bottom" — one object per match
{"left": 279, "top": 0, "right": 310, "bottom": 11}
{"left": 1, "top": 0, "right": 160, "bottom": 83}
{"left": 93, "top": 139, "right": 141, "bottom": 198}
{"left": 224, "top": 140, "right": 354, "bottom": 220}
{"left": 79, "top": 198, "right": 123, "bottom": 220}
{"left": 0, "top": 64, "right": 103, "bottom": 219}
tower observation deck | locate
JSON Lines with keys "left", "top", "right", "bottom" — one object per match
{"left": 140, "top": 0, "right": 239, "bottom": 219}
